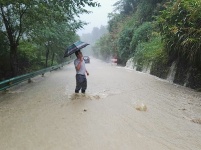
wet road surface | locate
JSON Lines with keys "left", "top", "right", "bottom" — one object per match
{"left": 0, "top": 57, "right": 201, "bottom": 150}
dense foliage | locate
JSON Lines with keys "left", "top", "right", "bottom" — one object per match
{"left": 0, "top": 0, "right": 100, "bottom": 79}
{"left": 157, "top": 0, "right": 201, "bottom": 68}
{"left": 93, "top": 0, "right": 201, "bottom": 90}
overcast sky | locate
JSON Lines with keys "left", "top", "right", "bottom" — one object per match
{"left": 77, "top": 0, "right": 118, "bottom": 36}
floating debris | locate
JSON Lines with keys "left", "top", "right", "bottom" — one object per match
{"left": 135, "top": 103, "right": 147, "bottom": 111}
{"left": 179, "top": 108, "right": 186, "bottom": 111}
{"left": 191, "top": 119, "right": 201, "bottom": 125}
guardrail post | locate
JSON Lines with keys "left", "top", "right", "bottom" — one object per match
{"left": 28, "top": 78, "right": 32, "bottom": 83}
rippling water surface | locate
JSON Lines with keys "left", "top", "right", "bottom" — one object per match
{"left": 0, "top": 58, "right": 201, "bottom": 150}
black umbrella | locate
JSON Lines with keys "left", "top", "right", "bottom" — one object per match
{"left": 64, "top": 41, "right": 89, "bottom": 57}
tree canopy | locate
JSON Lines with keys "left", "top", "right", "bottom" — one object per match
{"left": 0, "top": 0, "right": 100, "bottom": 78}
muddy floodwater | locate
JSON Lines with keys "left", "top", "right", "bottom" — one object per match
{"left": 0, "top": 57, "right": 201, "bottom": 150}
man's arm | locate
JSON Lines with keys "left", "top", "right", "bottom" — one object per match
{"left": 86, "top": 70, "right": 89, "bottom": 76}
{"left": 75, "top": 58, "right": 83, "bottom": 71}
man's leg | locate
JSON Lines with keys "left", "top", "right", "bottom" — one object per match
{"left": 75, "top": 89, "right": 79, "bottom": 93}
{"left": 81, "top": 89, "right": 85, "bottom": 93}
{"left": 75, "top": 75, "right": 81, "bottom": 93}
{"left": 81, "top": 77, "right": 87, "bottom": 94}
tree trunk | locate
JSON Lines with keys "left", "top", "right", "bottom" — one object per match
{"left": 51, "top": 53, "right": 55, "bottom": 66}
{"left": 45, "top": 47, "right": 49, "bottom": 68}
{"left": 10, "top": 44, "right": 18, "bottom": 77}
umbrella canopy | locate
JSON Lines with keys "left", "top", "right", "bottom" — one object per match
{"left": 64, "top": 41, "right": 89, "bottom": 57}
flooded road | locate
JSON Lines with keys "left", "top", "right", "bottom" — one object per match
{"left": 0, "top": 57, "right": 201, "bottom": 150}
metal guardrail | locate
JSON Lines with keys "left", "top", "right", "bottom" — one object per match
{"left": 0, "top": 60, "right": 72, "bottom": 91}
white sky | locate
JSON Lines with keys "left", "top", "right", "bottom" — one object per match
{"left": 77, "top": 0, "right": 118, "bottom": 36}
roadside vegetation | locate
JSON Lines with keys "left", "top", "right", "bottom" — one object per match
{"left": 92, "top": 0, "right": 201, "bottom": 90}
{"left": 0, "top": 0, "right": 100, "bottom": 80}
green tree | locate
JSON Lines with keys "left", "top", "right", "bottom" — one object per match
{"left": 157, "top": 0, "right": 201, "bottom": 68}
{"left": 0, "top": 30, "right": 9, "bottom": 79}
{"left": 92, "top": 34, "right": 113, "bottom": 61}
{"left": 0, "top": 0, "right": 100, "bottom": 76}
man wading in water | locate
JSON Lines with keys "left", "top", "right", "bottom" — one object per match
{"left": 74, "top": 50, "right": 89, "bottom": 94}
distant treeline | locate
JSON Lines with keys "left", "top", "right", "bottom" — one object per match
{"left": 93, "top": 0, "right": 201, "bottom": 90}
{"left": 79, "top": 26, "right": 108, "bottom": 56}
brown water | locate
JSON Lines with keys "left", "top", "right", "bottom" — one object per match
{"left": 0, "top": 57, "right": 201, "bottom": 150}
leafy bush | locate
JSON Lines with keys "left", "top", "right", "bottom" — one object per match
{"left": 117, "top": 27, "right": 133, "bottom": 64}
{"left": 157, "top": 0, "right": 201, "bottom": 69}
{"left": 130, "top": 22, "right": 153, "bottom": 51}
{"left": 134, "top": 35, "right": 169, "bottom": 77}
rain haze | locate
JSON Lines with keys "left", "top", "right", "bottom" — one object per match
{"left": 77, "top": 0, "right": 118, "bottom": 36}
{"left": 1, "top": 1, "right": 201, "bottom": 150}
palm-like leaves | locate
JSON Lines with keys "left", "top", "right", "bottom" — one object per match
{"left": 157, "top": 0, "right": 201, "bottom": 67}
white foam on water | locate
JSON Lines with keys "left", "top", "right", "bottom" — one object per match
{"left": 68, "top": 93, "right": 108, "bottom": 101}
